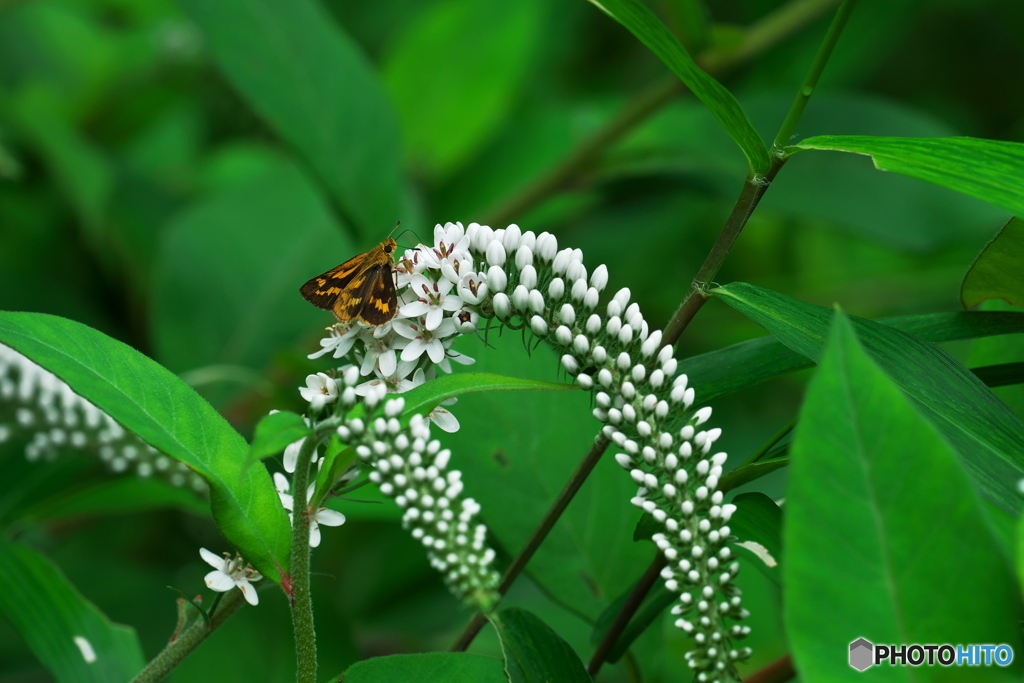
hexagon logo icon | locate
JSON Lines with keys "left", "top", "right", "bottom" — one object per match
{"left": 849, "top": 638, "right": 874, "bottom": 671}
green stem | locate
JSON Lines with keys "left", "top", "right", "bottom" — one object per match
{"left": 741, "top": 419, "right": 795, "bottom": 469}
{"left": 131, "top": 588, "right": 247, "bottom": 683}
{"left": 586, "top": 553, "right": 667, "bottom": 676}
{"left": 481, "top": 0, "right": 840, "bottom": 228}
{"left": 449, "top": 434, "right": 611, "bottom": 651}
{"left": 290, "top": 436, "right": 319, "bottom": 683}
{"left": 772, "top": 0, "right": 860, "bottom": 151}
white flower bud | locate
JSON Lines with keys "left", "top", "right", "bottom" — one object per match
{"left": 548, "top": 277, "right": 565, "bottom": 300}
{"left": 606, "top": 316, "right": 622, "bottom": 337}
{"left": 576, "top": 373, "right": 593, "bottom": 389}
{"left": 520, "top": 265, "right": 538, "bottom": 290}
{"left": 607, "top": 299, "right": 622, "bottom": 318}
{"left": 591, "top": 345, "right": 607, "bottom": 364}
{"left": 650, "top": 369, "right": 665, "bottom": 388}
{"left": 613, "top": 287, "right": 630, "bottom": 309}
{"left": 614, "top": 453, "right": 632, "bottom": 469}
{"left": 570, "top": 278, "right": 587, "bottom": 301}
{"left": 684, "top": 387, "right": 695, "bottom": 408}
{"left": 555, "top": 325, "right": 572, "bottom": 346}
{"left": 656, "top": 401, "right": 669, "bottom": 418}
{"left": 618, "top": 324, "right": 633, "bottom": 345}
{"left": 519, "top": 230, "right": 536, "bottom": 252}
{"left": 561, "top": 354, "right": 578, "bottom": 373}
{"left": 596, "top": 392, "right": 611, "bottom": 408}
{"left": 535, "top": 232, "right": 557, "bottom": 260}
{"left": 565, "top": 260, "right": 586, "bottom": 283}
{"left": 557, "top": 303, "right": 574, "bottom": 325}
{"left": 583, "top": 287, "right": 599, "bottom": 310}
{"left": 512, "top": 284, "right": 530, "bottom": 311}
{"left": 552, "top": 249, "right": 573, "bottom": 274}
{"left": 621, "top": 381, "right": 635, "bottom": 400}
{"left": 662, "top": 358, "right": 678, "bottom": 376}
{"left": 622, "top": 404, "right": 636, "bottom": 423}
{"left": 573, "top": 334, "right": 590, "bottom": 355}
{"left": 492, "top": 292, "right": 512, "bottom": 320}
{"left": 591, "top": 264, "right": 608, "bottom": 291}
{"left": 385, "top": 397, "right": 405, "bottom": 417}
{"left": 586, "top": 314, "right": 601, "bottom": 335}
{"left": 471, "top": 224, "right": 495, "bottom": 252}
{"left": 530, "top": 316, "right": 548, "bottom": 337}
{"left": 598, "top": 368, "right": 613, "bottom": 387}
{"left": 641, "top": 329, "right": 663, "bottom": 358}
{"left": 528, "top": 289, "right": 545, "bottom": 314}
{"left": 631, "top": 364, "right": 646, "bottom": 382}
{"left": 487, "top": 265, "right": 508, "bottom": 293}
{"left": 616, "top": 352, "right": 630, "bottom": 370}
{"left": 485, "top": 240, "right": 506, "bottom": 267}
{"left": 694, "top": 406, "right": 712, "bottom": 425}
{"left": 503, "top": 224, "right": 522, "bottom": 252}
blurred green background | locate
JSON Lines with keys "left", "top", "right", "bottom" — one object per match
{"left": 1, "top": 0, "right": 1022, "bottom": 680}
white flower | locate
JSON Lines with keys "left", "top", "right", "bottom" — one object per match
{"left": 283, "top": 437, "right": 317, "bottom": 473}
{"left": 273, "top": 474, "right": 347, "bottom": 547}
{"left": 200, "top": 548, "right": 262, "bottom": 606}
{"left": 428, "top": 405, "right": 460, "bottom": 433}
{"left": 299, "top": 373, "right": 338, "bottom": 411}
{"left": 400, "top": 274, "right": 464, "bottom": 331}
{"left": 395, "top": 318, "right": 457, "bottom": 364}
{"left": 308, "top": 325, "right": 361, "bottom": 359}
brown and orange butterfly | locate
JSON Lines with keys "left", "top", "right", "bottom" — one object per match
{"left": 299, "top": 238, "right": 399, "bottom": 326}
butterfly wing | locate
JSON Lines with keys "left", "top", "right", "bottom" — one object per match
{"left": 357, "top": 267, "right": 398, "bottom": 325}
{"left": 299, "top": 253, "right": 367, "bottom": 310}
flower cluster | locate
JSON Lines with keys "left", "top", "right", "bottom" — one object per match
{"left": 0, "top": 344, "right": 205, "bottom": 491}
{"left": 299, "top": 222, "right": 748, "bottom": 676}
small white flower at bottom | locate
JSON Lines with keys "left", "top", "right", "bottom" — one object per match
{"left": 200, "top": 548, "right": 262, "bottom": 606}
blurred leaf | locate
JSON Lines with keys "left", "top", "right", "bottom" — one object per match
{"left": 587, "top": 0, "right": 769, "bottom": 174}
{"left": 6, "top": 85, "right": 112, "bottom": 235}
{"left": 248, "top": 411, "right": 311, "bottom": 466}
{"left": 0, "top": 539, "right": 145, "bottom": 683}
{"left": 0, "top": 312, "right": 290, "bottom": 582}
{"left": 399, "top": 371, "right": 578, "bottom": 424}
{"left": 714, "top": 283, "right": 1024, "bottom": 514}
{"left": 491, "top": 607, "right": 591, "bottom": 683}
{"left": 729, "top": 492, "right": 782, "bottom": 586}
{"left": 338, "top": 653, "right": 507, "bottom": 682}
{"left": 153, "top": 160, "right": 353, "bottom": 406}
{"left": 973, "top": 363, "right": 1024, "bottom": 389}
{"left": 962, "top": 217, "right": 1024, "bottom": 308}
{"left": 384, "top": 0, "right": 543, "bottom": 179}
{"left": 786, "top": 136, "right": 1024, "bottom": 218}
{"left": 17, "top": 478, "right": 209, "bottom": 524}
{"left": 682, "top": 310, "right": 1024, "bottom": 403}
{"left": 176, "top": 0, "right": 412, "bottom": 236}
{"left": 443, "top": 333, "right": 648, "bottom": 618}
{"left": 784, "top": 312, "right": 1022, "bottom": 680}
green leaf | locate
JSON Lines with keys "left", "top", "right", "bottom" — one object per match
{"left": 588, "top": 0, "right": 769, "bottom": 174}
{"left": 491, "top": 608, "right": 591, "bottom": 683}
{"left": 338, "top": 653, "right": 506, "bottom": 682}
{"left": 398, "top": 371, "right": 578, "bottom": 423}
{"left": 248, "top": 411, "right": 312, "bottom": 467}
{"left": 962, "top": 217, "right": 1024, "bottom": 308}
{"left": 16, "top": 478, "right": 209, "bottom": 524}
{"left": 681, "top": 310, "right": 1024, "bottom": 403}
{"left": 152, "top": 160, "right": 354, "bottom": 407}
{"left": 0, "top": 312, "right": 290, "bottom": 582}
{"left": 729, "top": 492, "right": 782, "bottom": 586}
{"left": 786, "top": 136, "right": 1024, "bottom": 217}
{"left": 175, "top": 0, "right": 412, "bottom": 235}
{"left": 0, "top": 539, "right": 145, "bottom": 682}
{"left": 973, "top": 362, "right": 1024, "bottom": 390}
{"left": 713, "top": 283, "right": 1024, "bottom": 513}
{"left": 440, "top": 333, "right": 648, "bottom": 618}
{"left": 784, "top": 311, "right": 1023, "bottom": 680}
{"left": 384, "top": 0, "right": 543, "bottom": 179}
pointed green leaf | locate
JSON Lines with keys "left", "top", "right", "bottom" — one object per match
{"left": 0, "top": 312, "right": 290, "bottom": 582}
{"left": 0, "top": 539, "right": 145, "bottom": 682}
{"left": 248, "top": 411, "right": 312, "bottom": 467}
{"left": 713, "top": 282, "right": 1024, "bottom": 512}
{"left": 175, "top": 0, "right": 412, "bottom": 235}
{"left": 398, "top": 371, "right": 578, "bottom": 424}
{"left": 338, "top": 653, "right": 506, "bottom": 682}
{"left": 588, "top": 0, "right": 769, "bottom": 174}
{"left": 786, "top": 136, "right": 1024, "bottom": 216}
{"left": 962, "top": 217, "right": 1024, "bottom": 308}
{"left": 491, "top": 608, "right": 591, "bottom": 683}
{"left": 784, "top": 311, "right": 1022, "bottom": 680}
{"left": 681, "top": 310, "right": 1024, "bottom": 403}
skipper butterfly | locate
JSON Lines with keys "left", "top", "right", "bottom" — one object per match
{"left": 299, "top": 238, "right": 399, "bottom": 326}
